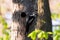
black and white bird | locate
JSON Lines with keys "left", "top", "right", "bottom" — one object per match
{"left": 26, "top": 13, "right": 37, "bottom": 34}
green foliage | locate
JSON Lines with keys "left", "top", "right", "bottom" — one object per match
{"left": 51, "top": 13, "right": 60, "bottom": 40}
{"left": 53, "top": 30, "right": 60, "bottom": 40}
{"left": 38, "top": 31, "right": 48, "bottom": 40}
{"left": 0, "top": 16, "right": 10, "bottom": 40}
{"left": 51, "top": 13, "right": 60, "bottom": 20}
{"left": 28, "top": 29, "right": 41, "bottom": 40}
{"left": 28, "top": 31, "right": 37, "bottom": 40}
{"left": 28, "top": 29, "right": 60, "bottom": 40}
{"left": 0, "top": 37, "right": 3, "bottom": 40}
{"left": 28, "top": 29, "right": 52, "bottom": 40}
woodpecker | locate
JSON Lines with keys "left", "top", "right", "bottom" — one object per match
{"left": 26, "top": 13, "right": 37, "bottom": 34}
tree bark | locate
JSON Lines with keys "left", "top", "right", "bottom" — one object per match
{"left": 36, "top": 0, "right": 52, "bottom": 40}
{"left": 12, "top": 0, "right": 52, "bottom": 40}
{"left": 12, "top": 0, "right": 37, "bottom": 40}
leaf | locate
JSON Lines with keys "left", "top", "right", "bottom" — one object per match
{"left": 47, "top": 32, "right": 53, "bottom": 34}
{"left": 38, "top": 31, "right": 48, "bottom": 39}
{"left": 51, "top": 13, "right": 57, "bottom": 20}
{"left": 54, "top": 35, "right": 59, "bottom": 40}
{"left": 43, "top": 32, "right": 48, "bottom": 39}
{"left": 54, "top": 30, "right": 60, "bottom": 35}
{"left": 28, "top": 31, "right": 37, "bottom": 40}
{"left": 38, "top": 31, "right": 44, "bottom": 39}
{"left": 3, "top": 22, "right": 8, "bottom": 29}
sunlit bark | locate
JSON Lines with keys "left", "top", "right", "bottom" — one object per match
{"left": 36, "top": 0, "right": 52, "bottom": 40}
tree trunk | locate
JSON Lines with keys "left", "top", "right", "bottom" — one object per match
{"left": 36, "top": 0, "right": 52, "bottom": 40}
{"left": 12, "top": 0, "right": 52, "bottom": 40}
{"left": 12, "top": 0, "right": 37, "bottom": 40}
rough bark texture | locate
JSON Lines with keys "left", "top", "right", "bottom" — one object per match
{"left": 37, "top": 0, "right": 52, "bottom": 31}
{"left": 12, "top": 0, "right": 52, "bottom": 40}
{"left": 36, "top": 0, "right": 52, "bottom": 40}
{"left": 12, "top": 0, "right": 37, "bottom": 40}
{"left": 12, "top": 11, "right": 26, "bottom": 40}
